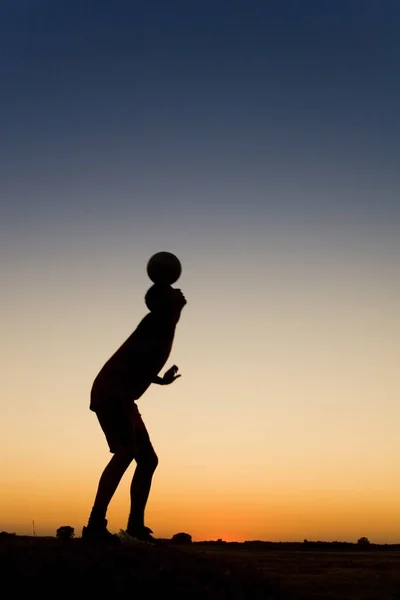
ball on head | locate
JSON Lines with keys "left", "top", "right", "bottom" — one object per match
{"left": 146, "top": 251, "right": 182, "bottom": 285}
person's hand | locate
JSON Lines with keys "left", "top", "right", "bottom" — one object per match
{"left": 162, "top": 365, "right": 181, "bottom": 385}
{"left": 173, "top": 289, "right": 187, "bottom": 310}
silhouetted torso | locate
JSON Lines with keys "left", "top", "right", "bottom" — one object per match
{"left": 90, "top": 312, "right": 177, "bottom": 410}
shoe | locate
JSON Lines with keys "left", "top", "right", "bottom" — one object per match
{"left": 82, "top": 519, "right": 120, "bottom": 544}
{"left": 125, "top": 525, "right": 158, "bottom": 543}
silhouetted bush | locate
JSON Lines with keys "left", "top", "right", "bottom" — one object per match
{"left": 357, "top": 537, "right": 371, "bottom": 548}
{"left": 171, "top": 532, "right": 192, "bottom": 545}
{"left": 56, "top": 526, "right": 75, "bottom": 540}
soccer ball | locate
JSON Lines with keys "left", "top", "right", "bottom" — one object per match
{"left": 146, "top": 252, "right": 182, "bottom": 285}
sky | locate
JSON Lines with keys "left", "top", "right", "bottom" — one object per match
{"left": 1, "top": 0, "right": 400, "bottom": 542}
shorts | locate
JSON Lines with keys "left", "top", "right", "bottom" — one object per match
{"left": 95, "top": 400, "right": 154, "bottom": 455}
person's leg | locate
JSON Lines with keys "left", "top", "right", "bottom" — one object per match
{"left": 84, "top": 403, "right": 135, "bottom": 540}
{"left": 87, "top": 448, "right": 134, "bottom": 528}
{"left": 126, "top": 406, "right": 159, "bottom": 539}
{"left": 127, "top": 447, "right": 158, "bottom": 535}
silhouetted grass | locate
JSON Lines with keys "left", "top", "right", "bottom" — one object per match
{"left": 1, "top": 536, "right": 400, "bottom": 598}
{"left": 0, "top": 536, "right": 279, "bottom": 599}
{"left": 194, "top": 545, "right": 400, "bottom": 599}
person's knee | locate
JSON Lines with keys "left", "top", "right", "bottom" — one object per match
{"left": 138, "top": 449, "right": 158, "bottom": 472}
{"left": 151, "top": 452, "right": 159, "bottom": 471}
{"left": 147, "top": 450, "right": 159, "bottom": 472}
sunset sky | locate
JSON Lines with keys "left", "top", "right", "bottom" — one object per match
{"left": 1, "top": 1, "right": 400, "bottom": 542}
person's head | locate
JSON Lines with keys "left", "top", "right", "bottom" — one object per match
{"left": 145, "top": 284, "right": 186, "bottom": 319}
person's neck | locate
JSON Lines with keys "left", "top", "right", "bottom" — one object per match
{"left": 151, "top": 310, "right": 180, "bottom": 327}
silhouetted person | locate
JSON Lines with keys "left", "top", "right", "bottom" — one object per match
{"left": 83, "top": 284, "right": 187, "bottom": 543}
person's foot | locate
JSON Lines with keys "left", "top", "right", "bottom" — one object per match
{"left": 82, "top": 519, "right": 120, "bottom": 544}
{"left": 125, "top": 525, "right": 158, "bottom": 543}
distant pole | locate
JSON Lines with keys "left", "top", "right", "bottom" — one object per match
{"left": 32, "top": 520, "right": 37, "bottom": 537}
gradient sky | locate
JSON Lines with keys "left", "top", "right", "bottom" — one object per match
{"left": 1, "top": 1, "right": 400, "bottom": 542}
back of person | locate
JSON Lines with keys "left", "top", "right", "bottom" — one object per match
{"left": 90, "top": 312, "right": 177, "bottom": 410}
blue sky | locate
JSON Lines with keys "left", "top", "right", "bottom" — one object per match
{"left": 2, "top": 0, "right": 399, "bottom": 232}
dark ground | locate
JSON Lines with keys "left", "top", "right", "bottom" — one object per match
{"left": 1, "top": 535, "right": 400, "bottom": 599}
